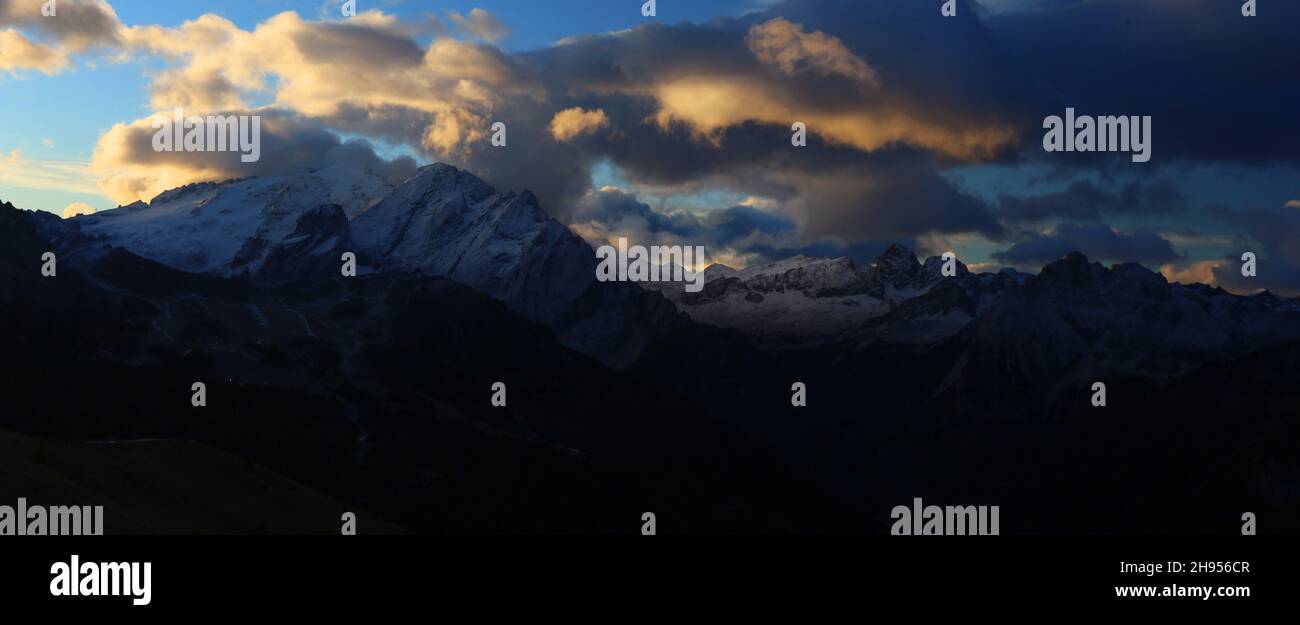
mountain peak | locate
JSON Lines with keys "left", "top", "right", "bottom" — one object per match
{"left": 874, "top": 244, "right": 926, "bottom": 289}
{"left": 737, "top": 254, "right": 832, "bottom": 279}
{"left": 1110, "top": 262, "right": 1168, "bottom": 289}
{"left": 704, "top": 263, "right": 739, "bottom": 279}
{"left": 74, "top": 167, "right": 392, "bottom": 275}
{"left": 1039, "top": 251, "right": 1106, "bottom": 286}
{"left": 877, "top": 244, "right": 916, "bottom": 263}
{"left": 394, "top": 162, "right": 497, "bottom": 206}
{"left": 923, "top": 254, "right": 970, "bottom": 278}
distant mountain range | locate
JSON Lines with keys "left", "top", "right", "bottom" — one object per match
{"left": 30, "top": 162, "right": 1300, "bottom": 370}
{"left": 4, "top": 164, "right": 1300, "bottom": 534}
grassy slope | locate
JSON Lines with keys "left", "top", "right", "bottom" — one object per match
{"left": 0, "top": 429, "right": 403, "bottom": 534}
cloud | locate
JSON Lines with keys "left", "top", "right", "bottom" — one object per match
{"left": 633, "top": 16, "right": 1017, "bottom": 160}
{"left": 567, "top": 184, "right": 933, "bottom": 270}
{"left": 0, "top": 0, "right": 124, "bottom": 75}
{"left": 782, "top": 149, "right": 1003, "bottom": 243}
{"left": 0, "top": 0, "right": 123, "bottom": 50}
{"left": 1209, "top": 201, "right": 1300, "bottom": 296}
{"left": 61, "top": 201, "right": 94, "bottom": 217}
{"left": 549, "top": 107, "right": 609, "bottom": 142}
{"left": 992, "top": 223, "right": 1180, "bottom": 267}
{"left": 1160, "top": 260, "right": 1225, "bottom": 287}
{"left": 448, "top": 8, "right": 509, "bottom": 43}
{"left": 0, "top": 28, "right": 67, "bottom": 74}
{"left": 746, "top": 17, "right": 876, "bottom": 84}
{"left": 0, "top": 148, "right": 100, "bottom": 194}
{"left": 569, "top": 186, "right": 815, "bottom": 268}
{"left": 454, "top": 6, "right": 1020, "bottom": 231}
{"left": 570, "top": 187, "right": 702, "bottom": 244}
{"left": 705, "top": 204, "right": 799, "bottom": 247}
{"left": 116, "top": 10, "right": 537, "bottom": 156}
{"left": 998, "top": 179, "right": 1186, "bottom": 223}
{"left": 89, "top": 109, "right": 416, "bottom": 204}
{"left": 989, "top": 0, "right": 1300, "bottom": 165}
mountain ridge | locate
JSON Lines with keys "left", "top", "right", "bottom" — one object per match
{"left": 11, "top": 162, "right": 1299, "bottom": 370}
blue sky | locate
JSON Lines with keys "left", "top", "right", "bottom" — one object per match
{"left": 110, "top": 0, "right": 768, "bottom": 48}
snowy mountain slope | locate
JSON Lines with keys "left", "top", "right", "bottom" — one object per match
{"left": 350, "top": 163, "right": 683, "bottom": 366}
{"left": 641, "top": 241, "right": 1300, "bottom": 368}
{"left": 351, "top": 164, "right": 596, "bottom": 323}
{"left": 644, "top": 256, "right": 888, "bottom": 345}
{"left": 643, "top": 247, "right": 981, "bottom": 346}
{"left": 70, "top": 164, "right": 392, "bottom": 276}
{"left": 34, "top": 162, "right": 680, "bottom": 367}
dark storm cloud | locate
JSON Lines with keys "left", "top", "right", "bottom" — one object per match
{"left": 790, "top": 149, "right": 1004, "bottom": 242}
{"left": 572, "top": 187, "right": 812, "bottom": 261}
{"left": 992, "top": 222, "right": 1180, "bottom": 267}
{"left": 998, "top": 180, "right": 1187, "bottom": 223}
{"left": 571, "top": 184, "right": 928, "bottom": 267}
{"left": 1210, "top": 202, "right": 1300, "bottom": 295}
{"left": 988, "top": 0, "right": 1300, "bottom": 165}
{"left": 454, "top": 0, "right": 1296, "bottom": 253}
{"left": 441, "top": 0, "right": 1024, "bottom": 235}
{"left": 572, "top": 188, "right": 702, "bottom": 239}
{"left": 767, "top": 0, "right": 1300, "bottom": 168}
{"left": 705, "top": 205, "right": 799, "bottom": 247}
{"left": 763, "top": 0, "right": 1026, "bottom": 126}
{"left": 744, "top": 238, "right": 912, "bottom": 265}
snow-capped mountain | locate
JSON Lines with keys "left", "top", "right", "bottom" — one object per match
{"left": 61, "top": 163, "right": 392, "bottom": 276}
{"left": 350, "top": 164, "right": 597, "bottom": 324}
{"left": 348, "top": 163, "right": 682, "bottom": 366}
{"left": 37, "top": 162, "right": 678, "bottom": 367}
{"left": 645, "top": 245, "right": 990, "bottom": 346}
{"left": 645, "top": 255, "right": 887, "bottom": 345}
{"left": 24, "top": 162, "right": 1300, "bottom": 374}
{"left": 645, "top": 242, "right": 1300, "bottom": 371}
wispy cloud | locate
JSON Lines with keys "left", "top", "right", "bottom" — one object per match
{"left": 0, "top": 149, "right": 101, "bottom": 195}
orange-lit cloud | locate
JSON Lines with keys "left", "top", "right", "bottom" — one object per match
{"left": 638, "top": 19, "right": 1018, "bottom": 159}
{"left": 0, "top": 29, "right": 67, "bottom": 74}
{"left": 0, "top": 0, "right": 125, "bottom": 75}
{"left": 1161, "top": 260, "right": 1225, "bottom": 287}
{"left": 549, "top": 107, "right": 609, "bottom": 142}
{"left": 62, "top": 202, "right": 95, "bottom": 217}
{"left": 746, "top": 17, "right": 876, "bottom": 84}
